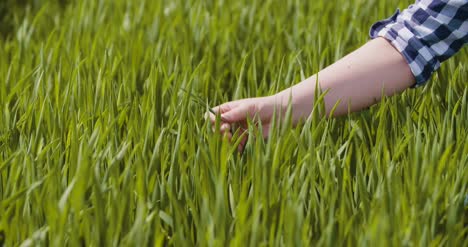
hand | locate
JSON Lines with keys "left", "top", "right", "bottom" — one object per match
{"left": 206, "top": 96, "right": 284, "bottom": 151}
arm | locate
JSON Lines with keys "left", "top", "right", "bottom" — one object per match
{"left": 273, "top": 37, "right": 415, "bottom": 123}
{"left": 210, "top": 37, "right": 414, "bottom": 136}
{"left": 210, "top": 0, "right": 467, "bottom": 140}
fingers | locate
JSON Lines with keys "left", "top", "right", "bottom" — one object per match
{"left": 205, "top": 101, "right": 238, "bottom": 123}
{"left": 211, "top": 100, "right": 244, "bottom": 116}
{"left": 210, "top": 122, "right": 231, "bottom": 134}
{"left": 220, "top": 104, "right": 254, "bottom": 123}
{"left": 220, "top": 122, "right": 231, "bottom": 132}
{"left": 205, "top": 100, "right": 252, "bottom": 123}
{"left": 261, "top": 124, "right": 270, "bottom": 139}
{"left": 206, "top": 119, "right": 270, "bottom": 154}
{"left": 204, "top": 98, "right": 271, "bottom": 153}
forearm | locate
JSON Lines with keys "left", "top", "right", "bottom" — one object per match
{"left": 274, "top": 37, "right": 415, "bottom": 123}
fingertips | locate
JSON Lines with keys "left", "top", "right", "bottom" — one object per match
{"left": 208, "top": 112, "right": 216, "bottom": 123}
{"left": 211, "top": 122, "right": 231, "bottom": 134}
{"left": 220, "top": 123, "right": 231, "bottom": 132}
{"left": 204, "top": 112, "right": 214, "bottom": 121}
{"left": 205, "top": 110, "right": 223, "bottom": 124}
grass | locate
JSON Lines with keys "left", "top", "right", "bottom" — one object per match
{"left": 0, "top": 0, "right": 467, "bottom": 246}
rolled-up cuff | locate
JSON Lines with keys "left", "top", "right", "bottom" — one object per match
{"left": 369, "top": 10, "right": 440, "bottom": 87}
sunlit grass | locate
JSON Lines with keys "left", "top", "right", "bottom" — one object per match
{"left": 0, "top": 0, "right": 467, "bottom": 246}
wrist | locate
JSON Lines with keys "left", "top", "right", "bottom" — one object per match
{"left": 271, "top": 78, "right": 317, "bottom": 124}
{"left": 267, "top": 90, "right": 297, "bottom": 124}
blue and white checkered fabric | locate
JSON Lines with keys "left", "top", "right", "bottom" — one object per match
{"left": 370, "top": 0, "right": 468, "bottom": 87}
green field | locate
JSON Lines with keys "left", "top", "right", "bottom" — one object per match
{"left": 1, "top": 0, "right": 467, "bottom": 246}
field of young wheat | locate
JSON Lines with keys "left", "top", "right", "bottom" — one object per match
{"left": 0, "top": 0, "right": 467, "bottom": 246}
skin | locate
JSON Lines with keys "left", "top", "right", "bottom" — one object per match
{"left": 207, "top": 37, "right": 416, "bottom": 150}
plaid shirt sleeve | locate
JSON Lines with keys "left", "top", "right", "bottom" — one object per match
{"left": 369, "top": 0, "right": 468, "bottom": 87}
